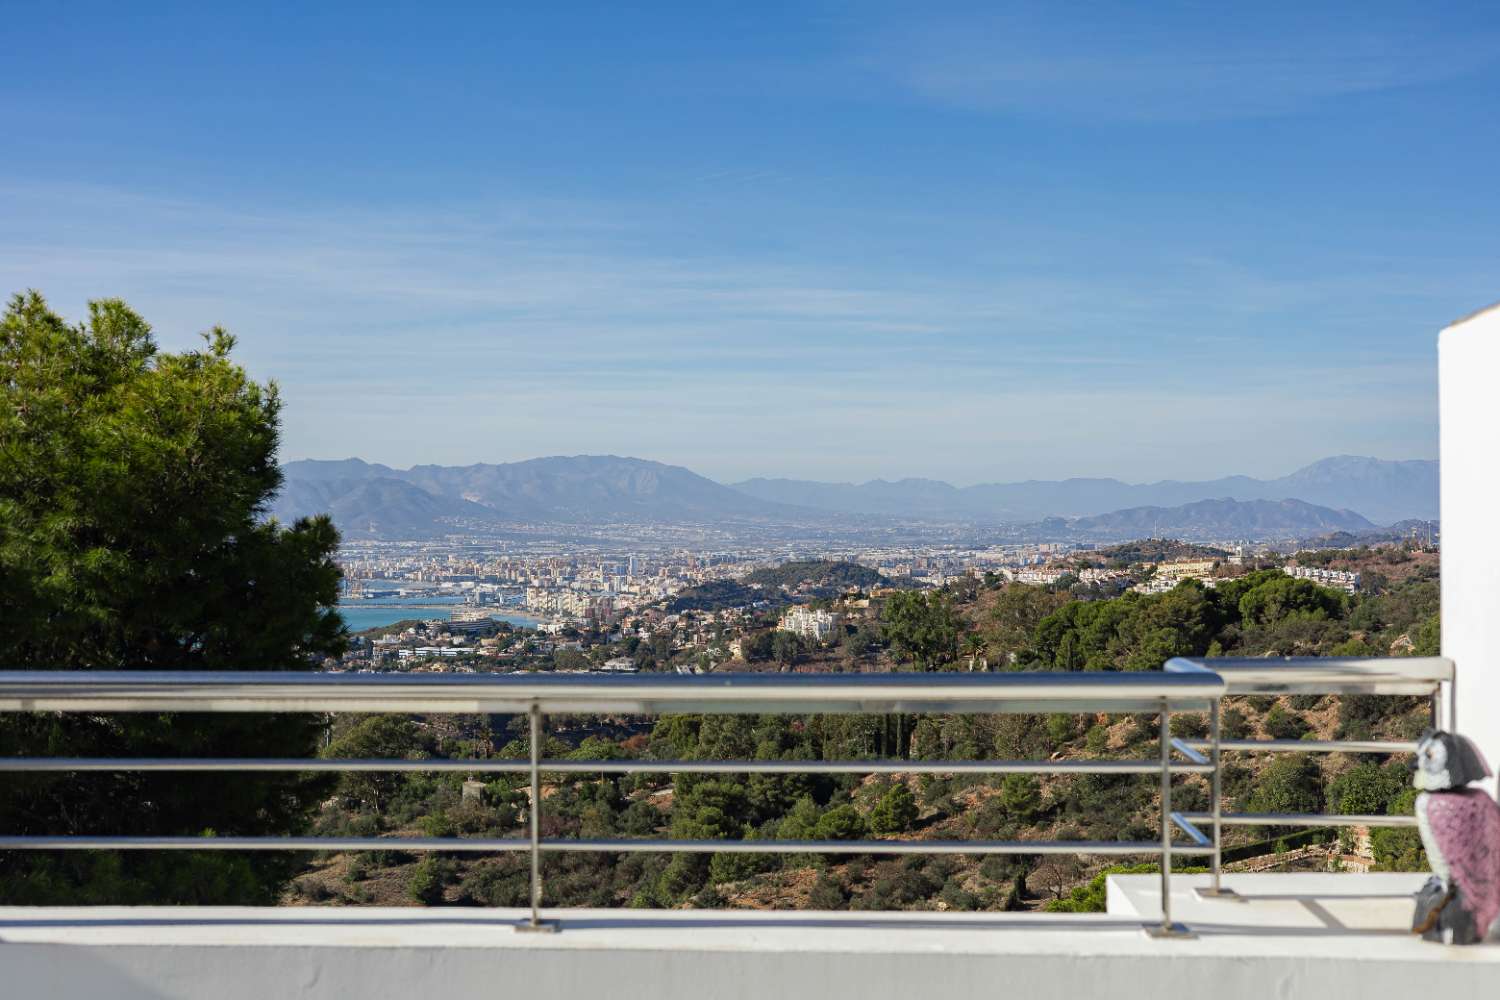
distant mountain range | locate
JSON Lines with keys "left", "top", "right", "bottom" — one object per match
{"left": 732, "top": 456, "right": 1437, "bottom": 526}
{"left": 272, "top": 454, "right": 1435, "bottom": 541}
{"left": 1059, "top": 498, "right": 1377, "bottom": 542}
{"left": 273, "top": 455, "right": 803, "bottom": 537}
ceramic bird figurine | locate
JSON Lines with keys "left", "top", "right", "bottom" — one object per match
{"left": 1410, "top": 730, "right": 1500, "bottom": 944}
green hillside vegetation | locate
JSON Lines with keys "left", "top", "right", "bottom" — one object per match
{"left": 666, "top": 579, "right": 768, "bottom": 613}
{"left": 744, "top": 560, "right": 884, "bottom": 591}
{"left": 288, "top": 561, "right": 1439, "bottom": 912}
{"left": 1084, "top": 539, "right": 1229, "bottom": 567}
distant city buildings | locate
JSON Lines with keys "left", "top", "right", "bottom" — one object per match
{"left": 1284, "top": 564, "right": 1361, "bottom": 593}
{"left": 333, "top": 534, "right": 1399, "bottom": 676}
{"left": 1006, "top": 568, "right": 1069, "bottom": 586}
{"left": 600, "top": 657, "right": 640, "bottom": 673}
{"left": 778, "top": 606, "right": 838, "bottom": 641}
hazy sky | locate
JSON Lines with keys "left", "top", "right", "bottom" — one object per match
{"left": 4, "top": 3, "right": 1495, "bottom": 484}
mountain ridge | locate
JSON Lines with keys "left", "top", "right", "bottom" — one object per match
{"left": 274, "top": 454, "right": 814, "bottom": 535}
{"left": 731, "top": 455, "right": 1436, "bottom": 525}
{"left": 272, "top": 454, "right": 1434, "bottom": 540}
{"left": 1062, "top": 497, "right": 1378, "bottom": 542}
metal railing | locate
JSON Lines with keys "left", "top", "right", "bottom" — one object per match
{"left": 0, "top": 660, "right": 1449, "bottom": 929}
{"left": 1165, "top": 655, "right": 1453, "bottom": 900}
{"left": 0, "top": 670, "right": 1223, "bottom": 936}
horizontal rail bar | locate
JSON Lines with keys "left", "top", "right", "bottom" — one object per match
{"left": 1166, "top": 656, "right": 1450, "bottom": 696}
{"left": 0, "top": 836, "right": 530, "bottom": 852}
{"left": 1169, "top": 738, "right": 1209, "bottom": 765}
{"left": 0, "top": 670, "right": 1224, "bottom": 715}
{"left": 0, "top": 835, "right": 1215, "bottom": 857}
{"left": 1186, "top": 739, "right": 1418, "bottom": 754}
{"left": 1181, "top": 812, "right": 1418, "bottom": 828}
{"left": 545, "top": 839, "right": 1216, "bottom": 856}
{"left": 1169, "top": 812, "right": 1211, "bottom": 848}
{"left": 0, "top": 756, "right": 1215, "bottom": 776}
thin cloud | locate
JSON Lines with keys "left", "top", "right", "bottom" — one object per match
{"left": 852, "top": 5, "right": 1500, "bottom": 122}
{"left": 0, "top": 180, "right": 1448, "bottom": 481}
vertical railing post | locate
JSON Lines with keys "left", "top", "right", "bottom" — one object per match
{"left": 1190, "top": 693, "right": 1237, "bottom": 903}
{"left": 1147, "top": 696, "right": 1193, "bottom": 937}
{"left": 1210, "top": 700, "right": 1222, "bottom": 894}
{"left": 1159, "top": 697, "right": 1172, "bottom": 935}
{"left": 517, "top": 700, "right": 556, "bottom": 932}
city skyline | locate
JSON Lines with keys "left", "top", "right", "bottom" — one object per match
{"left": 5, "top": 4, "right": 1496, "bottom": 482}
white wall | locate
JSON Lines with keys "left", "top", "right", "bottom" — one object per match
{"left": 1440, "top": 301, "right": 1500, "bottom": 794}
{"left": 4, "top": 904, "right": 1500, "bottom": 999}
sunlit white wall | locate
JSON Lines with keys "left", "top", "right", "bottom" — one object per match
{"left": 1440, "top": 301, "right": 1500, "bottom": 794}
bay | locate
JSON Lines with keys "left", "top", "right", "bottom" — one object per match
{"left": 336, "top": 601, "right": 541, "bottom": 633}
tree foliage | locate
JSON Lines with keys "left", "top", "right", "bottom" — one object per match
{"left": 882, "top": 591, "right": 961, "bottom": 670}
{"left": 0, "top": 292, "right": 345, "bottom": 904}
{"left": 869, "top": 783, "right": 919, "bottom": 835}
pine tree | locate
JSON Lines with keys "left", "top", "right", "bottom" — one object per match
{"left": 0, "top": 292, "right": 346, "bottom": 903}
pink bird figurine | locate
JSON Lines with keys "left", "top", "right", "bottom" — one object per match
{"left": 1411, "top": 730, "right": 1500, "bottom": 944}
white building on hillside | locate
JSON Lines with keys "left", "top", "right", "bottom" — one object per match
{"left": 778, "top": 606, "right": 838, "bottom": 641}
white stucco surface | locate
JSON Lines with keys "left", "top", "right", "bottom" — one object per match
{"left": 4, "top": 883, "right": 1499, "bottom": 1000}
{"left": 1441, "top": 301, "right": 1500, "bottom": 793}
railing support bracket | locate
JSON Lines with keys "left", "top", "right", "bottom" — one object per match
{"left": 514, "top": 920, "right": 560, "bottom": 934}
{"left": 1143, "top": 922, "right": 1195, "bottom": 939}
{"left": 1192, "top": 887, "right": 1243, "bottom": 902}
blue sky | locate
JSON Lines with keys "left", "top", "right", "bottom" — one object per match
{"left": 3, "top": 2, "right": 1496, "bottom": 484}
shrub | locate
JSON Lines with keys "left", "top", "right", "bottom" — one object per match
{"left": 808, "top": 872, "right": 848, "bottom": 910}
{"left": 655, "top": 854, "right": 709, "bottom": 903}
{"left": 709, "top": 848, "right": 777, "bottom": 884}
{"left": 692, "top": 886, "right": 726, "bottom": 908}
{"left": 1263, "top": 704, "right": 1310, "bottom": 740}
{"left": 1220, "top": 707, "right": 1250, "bottom": 740}
{"left": 407, "top": 856, "right": 452, "bottom": 905}
{"left": 939, "top": 878, "right": 981, "bottom": 911}
{"left": 869, "top": 784, "right": 920, "bottom": 835}
{"left": 1246, "top": 755, "right": 1324, "bottom": 831}
{"left": 1326, "top": 762, "right": 1404, "bottom": 816}
{"left": 458, "top": 862, "right": 528, "bottom": 907}
{"left": 1045, "top": 714, "right": 1078, "bottom": 747}
{"left": 996, "top": 773, "right": 1040, "bottom": 823}
{"left": 815, "top": 804, "right": 869, "bottom": 841}
{"left": 1169, "top": 714, "right": 1208, "bottom": 739}
{"left": 1085, "top": 724, "right": 1110, "bottom": 754}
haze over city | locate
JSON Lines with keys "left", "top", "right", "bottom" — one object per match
{"left": 6, "top": 3, "right": 1498, "bottom": 482}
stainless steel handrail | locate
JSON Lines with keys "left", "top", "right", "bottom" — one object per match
{"left": 1165, "top": 655, "right": 1453, "bottom": 900}
{"left": 0, "top": 669, "right": 1223, "bottom": 937}
{"left": 0, "top": 757, "right": 1215, "bottom": 775}
{"left": 0, "top": 669, "right": 1224, "bottom": 714}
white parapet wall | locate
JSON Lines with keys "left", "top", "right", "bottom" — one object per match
{"left": 3, "top": 902, "right": 1500, "bottom": 999}
{"left": 1440, "top": 301, "right": 1500, "bottom": 794}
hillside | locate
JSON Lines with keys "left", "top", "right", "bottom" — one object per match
{"left": 276, "top": 456, "right": 813, "bottom": 536}
{"left": 743, "top": 560, "right": 884, "bottom": 591}
{"left": 270, "top": 476, "right": 505, "bottom": 538}
{"left": 287, "top": 563, "right": 1439, "bottom": 915}
{"left": 669, "top": 581, "right": 773, "bottom": 613}
{"left": 1064, "top": 498, "right": 1376, "bottom": 541}
{"left": 1087, "top": 539, "right": 1230, "bottom": 565}
{"left": 732, "top": 456, "right": 1436, "bottom": 525}
{"left": 275, "top": 454, "right": 1432, "bottom": 539}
